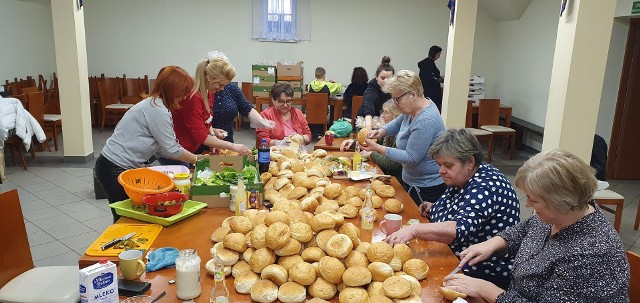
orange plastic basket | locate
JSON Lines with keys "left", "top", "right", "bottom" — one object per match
{"left": 118, "top": 168, "right": 175, "bottom": 206}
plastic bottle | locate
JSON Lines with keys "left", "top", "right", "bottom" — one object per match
{"left": 173, "top": 173, "right": 191, "bottom": 196}
{"left": 176, "top": 249, "right": 201, "bottom": 300}
{"left": 210, "top": 249, "right": 230, "bottom": 303}
{"left": 258, "top": 139, "right": 270, "bottom": 175}
{"left": 235, "top": 175, "right": 247, "bottom": 216}
{"left": 361, "top": 184, "right": 374, "bottom": 230}
{"left": 352, "top": 142, "right": 362, "bottom": 171}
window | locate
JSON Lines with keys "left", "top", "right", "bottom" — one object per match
{"left": 252, "top": 0, "right": 310, "bottom": 42}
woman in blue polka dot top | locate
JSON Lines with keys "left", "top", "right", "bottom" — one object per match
{"left": 384, "top": 128, "right": 520, "bottom": 290}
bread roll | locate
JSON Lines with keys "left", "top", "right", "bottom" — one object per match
{"left": 231, "top": 260, "right": 251, "bottom": 278}
{"left": 277, "top": 255, "right": 304, "bottom": 271}
{"left": 278, "top": 169, "right": 294, "bottom": 179}
{"left": 347, "top": 196, "right": 364, "bottom": 208}
{"left": 251, "top": 224, "right": 268, "bottom": 249}
{"left": 292, "top": 171, "right": 307, "bottom": 186}
{"left": 211, "top": 226, "right": 231, "bottom": 243}
{"left": 212, "top": 242, "right": 240, "bottom": 266}
{"left": 315, "top": 229, "right": 338, "bottom": 252}
{"left": 371, "top": 195, "right": 384, "bottom": 208}
{"left": 250, "top": 279, "right": 278, "bottom": 303}
{"left": 366, "top": 242, "right": 394, "bottom": 264}
{"left": 368, "top": 262, "right": 394, "bottom": 282}
{"left": 439, "top": 287, "right": 468, "bottom": 301}
{"left": 382, "top": 198, "right": 403, "bottom": 213}
{"left": 300, "top": 196, "right": 319, "bottom": 213}
{"left": 357, "top": 128, "right": 370, "bottom": 146}
{"left": 399, "top": 274, "right": 421, "bottom": 297}
{"left": 370, "top": 180, "right": 385, "bottom": 191}
{"left": 355, "top": 242, "right": 371, "bottom": 254}
{"left": 302, "top": 176, "right": 320, "bottom": 190}
{"left": 266, "top": 222, "right": 291, "bottom": 250}
{"left": 344, "top": 250, "right": 369, "bottom": 268}
{"left": 389, "top": 256, "right": 403, "bottom": 272}
{"left": 274, "top": 177, "right": 290, "bottom": 190}
{"left": 375, "top": 185, "right": 395, "bottom": 198}
{"left": 338, "top": 204, "right": 359, "bottom": 218}
{"left": 288, "top": 186, "right": 308, "bottom": 200}
{"left": 249, "top": 247, "right": 276, "bottom": 273}
{"left": 342, "top": 266, "right": 372, "bottom": 287}
{"left": 382, "top": 276, "right": 412, "bottom": 299}
{"left": 223, "top": 232, "right": 248, "bottom": 252}
{"left": 289, "top": 261, "right": 317, "bottom": 286}
{"left": 325, "top": 234, "right": 354, "bottom": 259}
{"left": 275, "top": 238, "right": 302, "bottom": 256}
{"left": 230, "top": 216, "right": 253, "bottom": 234}
{"left": 364, "top": 295, "right": 393, "bottom": 303}
{"left": 243, "top": 247, "right": 254, "bottom": 263}
{"left": 393, "top": 243, "right": 414, "bottom": 264}
{"left": 322, "top": 210, "right": 345, "bottom": 227}
{"left": 252, "top": 211, "right": 268, "bottom": 227}
{"left": 289, "top": 222, "right": 313, "bottom": 243}
{"left": 338, "top": 222, "right": 361, "bottom": 247}
{"left": 318, "top": 256, "right": 346, "bottom": 284}
{"left": 307, "top": 299, "right": 330, "bottom": 303}
{"left": 403, "top": 259, "right": 429, "bottom": 280}
{"left": 272, "top": 200, "right": 295, "bottom": 213}
{"left": 393, "top": 294, "right": 422, "bottom": 303}
{"left": 301, "top": 247, "right": 326, "bottom": 263}
{"left": 308, "top": 277, "right": 337, "bottom": 300}
{"left": 310, "top": 213, "right": 336, "bottom": 232}
{"left": 234, "top": 271, "right": 259, "bottom": 294}
{"left": 345, "top": 185, "right": 361, "bottom": 198}
{"left": 261, "top": 264, "right": 288, "bottom": 285}
{"left": 324, "top": 183, "right": 342, "bottom": 199}
{"left": 277, "top": 281, "right": 306, "bottom": 303}
{"left": 367, "top": 281, "right": 385, "bottom": 297}
{"left": 339, "top": 287, "right": 369, "bottom": 303}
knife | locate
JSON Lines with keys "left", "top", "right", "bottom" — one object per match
{"left": 447, "top": 263, "right": 468, "bottom": 276}
{"left": 101, "top": 232, "right": 135, "bottom": 251}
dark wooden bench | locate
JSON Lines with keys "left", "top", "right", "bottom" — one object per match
{"left": 511, "top": 117, "right": 544, "bottom": 151}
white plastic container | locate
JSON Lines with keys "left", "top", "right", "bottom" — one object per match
{"left": 176, "top": 249, "right": 202, "bottom": 300}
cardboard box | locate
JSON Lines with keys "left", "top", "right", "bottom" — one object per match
{"left": 253, "top": 86, "right": 272, "bottom": 98}
{"left": 277, "top": 62, "right": 303, "bottom": 78}
{"left": 253, "top": 76, "right": 276, "bottom": 86}
{"left": 252, "top": 65, "right": 276, "bottom": 77}
{"left": 468, "top": 94, "right": 485, "bottom": 101}
{"left": 79, "top": 260, "right": 119, "bottom": 303}
{"left": 469, "top": 76, "right": 485, "bottom": 84}
{"left": 277, "top": 80, "right": 304, "bottom": 88}
{"left": 469, "top": 83, "right": 486, "bottom": 90}
{"left": 293, "top": 91, "right": 303, "bottom": 98}
{"left": 191, "top": 155, "right": 263, "bottom": 208}
{"left": 277, "top": 76, "right": 304, "bottom": 81}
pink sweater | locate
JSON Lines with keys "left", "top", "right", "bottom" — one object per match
{"left": 256, "top": 107, "right": 311, "bottom": 146}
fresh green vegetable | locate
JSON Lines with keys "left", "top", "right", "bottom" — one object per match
{"left": 193, "top": 165, "right": 259, "bottom": 186}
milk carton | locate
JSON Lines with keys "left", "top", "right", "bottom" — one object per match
{"left": 79, "top": 259, "right": 119, "bottom": 303}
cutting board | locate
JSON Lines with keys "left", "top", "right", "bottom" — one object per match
{"left": 85, "top": 223, "right": 163, "bottom": 257}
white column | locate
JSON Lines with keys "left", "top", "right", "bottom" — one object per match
{"left": 441, "top": 0, "right": 478, "bottom": 128}
{"left": 51, "top": 0, "right": 93, "bottom": 161}
{"left": 542, "top": 0, "right": 616, "bottom": 162}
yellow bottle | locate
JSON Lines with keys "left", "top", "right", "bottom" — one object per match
{"left": 235, "top": 176, "right": 246, "bottom": 216}
{"left": 361, "top": 185, "right": 374, "bottom": 230}
{"left": 353, "top": 143, "right": 362, "bottom": 171}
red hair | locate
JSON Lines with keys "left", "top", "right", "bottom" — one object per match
{"left": 148, "top": 66, "right": 194, "bottom": 111}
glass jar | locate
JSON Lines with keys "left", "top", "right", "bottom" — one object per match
{"left": 174, "top": 173, "right": 191, "bottom": 196}
{"left": 175, "top": 249, "right": 201, "bottom": 300}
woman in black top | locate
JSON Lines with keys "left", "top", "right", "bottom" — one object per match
{"left": 356, "top": 56, "right": 394, "bottom": 130}
{"left": 342, "top": 67, "right": 368, "bottom": 118}
{"left": 418, "top": 45, "right": 444, "bottom": 111}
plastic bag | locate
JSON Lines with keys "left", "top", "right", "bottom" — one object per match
{"left": 329, "top": 118, "right": 353, "bottom": 138}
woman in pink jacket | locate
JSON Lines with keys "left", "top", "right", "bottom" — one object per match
{"left": 256, "top": 82, "right": 312, "bottom": 147}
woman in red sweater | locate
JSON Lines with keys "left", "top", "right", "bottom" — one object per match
{"left": 257, "top": 82, "right": 312, "bottom": 147}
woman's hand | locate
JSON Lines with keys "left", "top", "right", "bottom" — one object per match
{"left": 383, "top": 226, "right": 418, "bottom": 246}
{"left": 340, "top": 139, "right": 354, "bottom": 151}
{"left": 248, "top": 109, "right": 276, "bottom": 129}
{"left": 361, "top": 150, "right": 372, "bottom": 158}
{"left": 231, "top": 143, "right": 252, "bottom": 155}
{"left": 419, "top": 202, "right": 432, "bottom": 217}
{"left": 360, "top": 139, "right": 382, "bottom": 153}
{"left": 443, "top": 274, "right": 502, "bottom": 299}
{"left": 459, "top": 242, "right": 497, "bottom": 267}
{"left": 213, "top": 128, "right": 228, "bottom": 139}
{"left": 368, "top": 129, "right": 386, "bottom": 140}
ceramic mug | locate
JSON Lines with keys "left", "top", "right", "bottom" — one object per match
{"left": 119, "top": 250, "right": 146, "bottom": 280}
{"left": 325, "top": 134, "right": 334, "bottom": 146}
{"left": 379, "top": 214, "right": 403, "bottom": 235}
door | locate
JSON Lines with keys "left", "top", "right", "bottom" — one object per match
{"left": 608, "top": 19, "right": 640, "bottom": 179}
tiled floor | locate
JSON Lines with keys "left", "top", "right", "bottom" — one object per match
{"left": 1, "top": 126, "right": 639, "bottom": 268}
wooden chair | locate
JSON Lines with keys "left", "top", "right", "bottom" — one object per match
{"left": 88, "top": 76, "right": 100, "bottom": 126}
{"left": 98, "top": 81, "right": 132, "bottom": 131}
{"left": 4, "top": 135, "right": 29, "bottom": 170}
{"left": 3, "top": 81, "right": 21, "bottom": 96}
{"left": 0, "top": 189, "right": 80, "bottom": 303}
{"left": 121, "top": 76, "right": 145, "bottom": 104}
{"left": 20, "top": 87, "right": 37, "bottom": 94}
{"left": 478, "top": 99, "right": 516, "bottom": 159}
{"left": 305, "top": 93, "right": 330, "bottom": 134}
{"left": 635, "top": 203, "right": 640, "bottom": 230}
{"left": 593, "top": 189, "right": 624, "bottom": 232}
{"left": 13, "top": 94, "right": 28, "bottom": 110}
{"left": 465, "top": 100, "right": 495, "bottom": 163}
{"left": 149, "top": 78, "right": 156, "bottom": 92}
{"left": 628, "top": 251, "right": 640, "bottom": 302}
{"left": 26, "top": 91, "right": 51, "bottom": 152}
{"left": 351, "top": 95, "right": 364, "bottom": 128}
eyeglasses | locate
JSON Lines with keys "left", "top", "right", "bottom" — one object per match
{"left": 393, "top": 91, "right": 412, "bottom": 104}
{"left": 276, "top": 98, "right": 293, "bottom": 105}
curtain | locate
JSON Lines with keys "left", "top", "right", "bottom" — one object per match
{"left": 252, "top": 0, "right": 311, "bottom": 42}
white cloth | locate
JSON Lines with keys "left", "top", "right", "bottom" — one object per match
{"left": 0, "top": 97, "right": 46, "bottom": 150}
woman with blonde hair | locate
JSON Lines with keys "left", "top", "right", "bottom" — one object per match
{"left": 445, "top": 149, "right": 629, "bottom": 302}
{"left": 361, "top": 70, "right": 446, "bottom": 205}
{"left": 96, "top": 66, "right": 199, "bottom": 221}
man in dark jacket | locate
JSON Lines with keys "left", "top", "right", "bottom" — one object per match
{"left": 418, "top": 45, "right": 444, "bottom": 111}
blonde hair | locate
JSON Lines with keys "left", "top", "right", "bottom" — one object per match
{"left": 515, "top": 149, "right": 597, "bottom": 213}
{"left": 193, "top": 58, "right": 236, "bottom": 112}
{"left": 382, "top": 70, "right": 424, "bottom": 97}
{"left": 382, "top": 99, "right": 401, "bottom": 120}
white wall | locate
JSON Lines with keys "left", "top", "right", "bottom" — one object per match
{"left": 83, "top": 0, "right": 452, "bottom": 85}
{"left": 471, "top": 6, "right": 499, "bottom": 98}
{"left": 0, "top": 0, "right": 56, "bottom": 87}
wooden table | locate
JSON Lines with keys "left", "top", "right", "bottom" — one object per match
{"left": 471, "top": 102, "right": 512, "bottom": 127}
{"left": 79, "top": 161, "right": 459, "bottom": 302}
{"left": 256, "top": 96, "right": 344, "bottom": 123}
{"left": 313, "top": 136, "right": 351, "bottom": 151}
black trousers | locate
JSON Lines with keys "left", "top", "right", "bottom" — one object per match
{"left": 94, "top": 154, "right": 128, "bottom": 223}
{"left": 404, "top": 182, "right": 447, "bottom": 205}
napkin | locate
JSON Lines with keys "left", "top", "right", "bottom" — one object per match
{"left": 146, "top": 247, "right": 179, "bottom": 272}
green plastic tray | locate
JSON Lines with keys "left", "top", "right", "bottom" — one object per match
{"left": 109, "top": 199, "right": 207, "bottom": 226}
